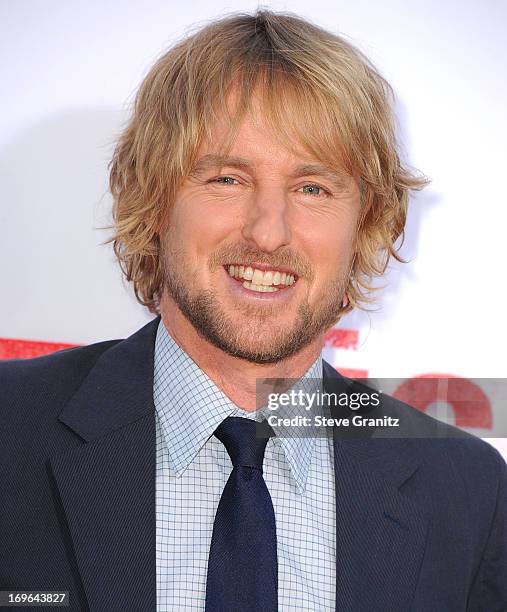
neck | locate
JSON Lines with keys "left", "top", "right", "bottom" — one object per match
{"left": 159, "top": 294, "right": 323, "bottom": 411}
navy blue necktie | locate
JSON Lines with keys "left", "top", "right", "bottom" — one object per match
{"left": 205, "top": 417, "right": 278, "bottom": 612}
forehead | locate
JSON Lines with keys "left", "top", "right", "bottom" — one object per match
{"left": 196, "top": 111, "right": 313, "bottom": 165}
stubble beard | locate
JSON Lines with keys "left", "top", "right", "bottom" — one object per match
{"left": 161, "top": 253, "right": 348, "bottom": 365}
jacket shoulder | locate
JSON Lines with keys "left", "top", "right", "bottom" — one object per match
{"left": 0, "top": 338, "right": 121, "bottom": 426}
{"left": 380, "top": 388, "right": 506, "bottom": 516}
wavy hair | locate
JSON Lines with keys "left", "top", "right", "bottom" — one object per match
{"left": 108, "top": 9, "right": 428, "bottom": 314}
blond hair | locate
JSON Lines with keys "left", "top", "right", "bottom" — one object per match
{"left": 108, "top": 9, "right": 428, "bottom": 314}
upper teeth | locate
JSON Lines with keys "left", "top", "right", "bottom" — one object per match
{"left": 227, "top": 265, "right": 295, "bottom": 286}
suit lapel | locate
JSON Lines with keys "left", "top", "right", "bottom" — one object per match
{"left": 49, "top": 317, "right": 159, "bottom": 611}
{"left": 323, "top": 361, "right": 428, "bottom": 611}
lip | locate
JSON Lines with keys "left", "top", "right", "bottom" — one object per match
{"left": 223, "top": 266, "right": 299, "bottom": 301}
{"left": 224, "top": 262, "right": 298, "bottom": 278}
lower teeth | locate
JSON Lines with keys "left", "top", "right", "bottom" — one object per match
{"left": 242, "top": 280, "right": 280, "bottom": 293}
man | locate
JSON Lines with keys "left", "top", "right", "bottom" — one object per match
{"left": 1, "top": 9, "right": 505, "bottom": 612}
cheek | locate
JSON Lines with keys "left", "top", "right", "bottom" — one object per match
{"left": 297, "top": 215, "right": 357, "bottom": 280}
{"left": 198, "top": 205, "right": 239, "bottom": 251}
{"left": 169, "top": 196, "right": 237, "bottom": 255}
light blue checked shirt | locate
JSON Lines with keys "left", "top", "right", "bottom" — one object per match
{"left": 155, "top": 319, "right": 336, "bottom": 611}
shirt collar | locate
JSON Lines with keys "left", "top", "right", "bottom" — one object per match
{"left": 154, "top": 319, "right": 323, "bottom": 493}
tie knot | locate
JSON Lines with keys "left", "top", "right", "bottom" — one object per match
{"left": 214, "top": 416, "right": 274, "bottom": 470}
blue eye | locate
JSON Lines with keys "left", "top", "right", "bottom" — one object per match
{"left": 300, "top": 184, "right": 327, "bottom": 197}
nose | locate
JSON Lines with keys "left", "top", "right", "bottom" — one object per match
{"left": 241, "top": 186, "right": 292, "bottom": 253}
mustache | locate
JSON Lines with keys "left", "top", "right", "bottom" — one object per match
{"left": 209, "top": 246, "right": 314, "bottom": 280}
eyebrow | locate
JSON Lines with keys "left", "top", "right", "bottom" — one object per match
{"left": 190, "top": 154, "right": 351, "bottom": 191}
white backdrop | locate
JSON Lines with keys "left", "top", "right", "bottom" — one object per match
{"left": 1, "top": 0, "right": 506, "bottom": 456}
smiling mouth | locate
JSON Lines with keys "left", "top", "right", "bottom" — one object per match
{"left": 225, "top": 264, "right": 298, "bottom": 293}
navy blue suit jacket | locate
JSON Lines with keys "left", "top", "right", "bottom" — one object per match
{"left": 1, "top": 317, "right": 506, "bottom": 611}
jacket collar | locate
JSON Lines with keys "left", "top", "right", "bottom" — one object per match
{"left": 57, "top": 316, "right": 159, "bottom": 441}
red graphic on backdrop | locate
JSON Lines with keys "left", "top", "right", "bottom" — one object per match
{"left": 324, "top": 328, "right": 358, "bottom": 350}
{"left": 0, "top": 338, "right": 76, "bottom": 360}
{"left": 393, "top": 374, "right": 492, "bottom": 430}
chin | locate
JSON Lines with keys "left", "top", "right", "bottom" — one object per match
{"left": 209, "top": 322, "right": 315, "bottom": 364}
